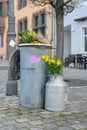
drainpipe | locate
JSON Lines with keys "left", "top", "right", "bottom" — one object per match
{"left": 54, "top": 0, "right": 57, "bottom": 57}
{"left": 50, "top": 5, "right": 53, "bottom": 45}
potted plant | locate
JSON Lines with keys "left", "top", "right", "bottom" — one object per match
{"left": 19, "top": 30, "right": 50, "bottom": 44}
{"left": 41, "top": 55, "right": 62, "bottom": 75}
{"left": 42, "top": 55, "right": 67, "bottom": 111}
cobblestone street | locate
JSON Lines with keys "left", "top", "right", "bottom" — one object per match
{"left": 0, "top": 60, "right": 87, "bottom": 130}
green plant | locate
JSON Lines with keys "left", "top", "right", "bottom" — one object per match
{"left": 41, "top": 55, "right": 62, "bottom": 75}
{"left": 19, "top": 31, "right": 50, "bottom": 44}
{"left": 19, "top": 30, "right": 36, "bottom": 43}
{"left": 59, "top": 113, "right": 67, "bottom": 117}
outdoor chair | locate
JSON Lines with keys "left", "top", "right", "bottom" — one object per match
{"left": 68, "top": 54, "right": 76, "bottom": 68}
{"left": 65, "top": 57, "right": 69, "bottom": 67}
{"left": 76, "top": 54, "right": 83, "bottom": 69}
{"left": 82, "top": 56, "right": 87, "bottom": 69}
{"left": 65, "top": 54, "right": 76, "bottom": 68}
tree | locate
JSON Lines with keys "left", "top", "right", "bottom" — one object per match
{"left": 29, "top": 0, "right": 75, "bottom": 63}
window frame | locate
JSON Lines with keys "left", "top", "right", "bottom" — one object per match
{"left": 23, "top": 18, "right": 28, "bottom": 31}
{"left": 34, "top": 15, "right": 38, "bottom": 28}
{"left": 32, "top": 9, "right": 46, "bottom": 37}
{"left": 18, "top": 0, "right": 27, "bottom": 10}
{"left": 82, "top": 27, "right": 87, "bottom": 53}
{"left": 0, "top": 35, "right": 4, "bottom": 48}
{"left": 0, "top": 2, "right": 3, "bottom": 17}
{"left": 18, "top": 20, "right": 23, "bottom": 33}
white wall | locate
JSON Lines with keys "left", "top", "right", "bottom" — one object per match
{"left": 64, "top": 31, "right": 71, "bottom": 59}
{"left": 64, "top": 0, "right": 87, "bottom": 55}
{"left": 71, "top": 20, "right": 87, "bottom": 54}
{"left": 64, "top": 1, "right": 87, "bottom": 27}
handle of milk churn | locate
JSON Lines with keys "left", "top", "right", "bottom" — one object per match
{"left": 9, "top": 48, "right": 20, "bottom": 80}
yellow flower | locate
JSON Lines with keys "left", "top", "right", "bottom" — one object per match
{"left": 45, "top": 55, "right": 49, "bottom": 62}
{"left": 32, "top": 31, "right": 36, "bottom": 37}
{"left": 19, "top": 36, "right": 21, "bottom": 39}
{"left": 57, "top": 60, "right": 62, "bottom": 66}
{"left": 23, "top": 35, "right": 27, "bottom": 40}
{"left": 45, "top": 55, "right": 49, "bottom": 59}
{"left": 42, "top": 55, "right": 46, "bottom": 60}
{"left": 51, "top": 59, "right": 55, "bottom": 64}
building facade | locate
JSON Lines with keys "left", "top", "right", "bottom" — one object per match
{"left": 0, "top": 0, "right": 8, "bottom": 59}
{"left": 64, "top": 0, "right": 87, "bottom": 59}
{"left": 0, "top": 0, "right": 54, "bottom": 59}
{"left": 14, "top": 0, "right": 54, "bottom": 45}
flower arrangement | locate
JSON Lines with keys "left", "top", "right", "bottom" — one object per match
{"left": 19, "top": 31, "right": 37, "bottom": 43}
{"left": 19, "top": 30, "right": 50, "bottom": 44}
{"left": 41, "top": 55, "right": 62, "bottom": 75}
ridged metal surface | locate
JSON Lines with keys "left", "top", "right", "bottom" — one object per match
{"left": 19, "top": 44, "right": 51, "bottom": 108}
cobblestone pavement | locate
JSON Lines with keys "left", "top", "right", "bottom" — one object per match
{"left": 0, "top": 60, "right": 87, "bottom": 130}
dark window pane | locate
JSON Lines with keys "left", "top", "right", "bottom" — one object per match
{"left": 85, "top": 28, "right": 87, "bottom": 35}
{"left": 34, "top": 16, "right": 38, "bottom": 27}
{"left": 7, "top": 1, "right": 9, "bottom": 16}
{"left": 24, "top": 19, "right": 27, "bottom": 31}
{"left": 0, "top": 3, "right": 3, "bottom": 17}
{"left": 85, "top": 37, "right": 87, "bottom": 51}
{"left": 40, "top": 27, "right": 46, "bottom": 36}
{"left": 19, "top": 21, "right": 22, "bottom": 32}
{"left": 19, "top": 0, "right": 22, "bottom": 9}
{"left": 41, "top": 13, "right": 46, "bottom": 25}
{"left": 1, "top": 35, "right": 3, "bottom": 47}
{"left": 23, "top": 0, "right": 27, "bottom": 6}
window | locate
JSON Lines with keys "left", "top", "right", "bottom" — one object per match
{"left": 34, "top": 16, "right": 38, "bottom": 28}
{"left": 19, "top": 21, "right": 23, "bottom": 33}
{"left": 83, "top": 27, "right": 87, "bottom": 52}
{"left": 7, "top": 1, "right": 9, "bottom": 16}
{"left": 0, "top": 3, "right": 3, "bottom": 17}
{"left": 24, "top": 18, "right": 27, "bottom": 31}
{"left": 23, "top": 0, "right": 27, "bottom": 7}
{"left": 19, "top": 0, "right": 22, "bottom": 9}
{"left": 18, "top": 0, "right": 27, "bottom": 9}
{"left": 41, "top": 13, "right": 46, "bottom": 25}
{"left": 40, "top": 27, "right": 46, "bottom": 36}
{"left": 33, "top": 11, "right": 46, "bottom": 37}
{"left": 40, "top": 13, "right": 46, "bottom": 36}
{"left": 0, "top": 35, "right": 3, "bottom": 47}
{"left": 18, "top": 17, "right": 28, "bottom": 33}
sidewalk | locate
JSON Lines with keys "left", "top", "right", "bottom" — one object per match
{"left": 0, "top": 60, "right": 87, "bottom": 130}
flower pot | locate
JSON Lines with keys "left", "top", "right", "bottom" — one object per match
{"left": 19, "top": 44, "right": 51, "bottom": 108}
{"left": 45, "top": 75, "right": 67, "bottom": 111}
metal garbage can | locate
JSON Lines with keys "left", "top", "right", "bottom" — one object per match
{"left": 19, "top": 44, "right": 51, "bottom": 108}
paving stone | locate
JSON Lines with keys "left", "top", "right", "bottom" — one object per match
{"left": 1, "top": 61, "right": 87, "bottom": 130}
{"left": 71, "top": 124, "right": 86, "bottom": 129}
{"left": 78, "top": 117, "right": 87, "bottom": 122}
{"left": 0, "top": 125, "right": 16, "bottom": 130}
{"left": 40, "top": 111, "right": 53, "bottom": 115}
{"left": 68, "top": 120, "right": 81, "bottom": 124}
{"left": 0, "top": 114, "right": 6, "bottom": 118}
{"left": 43, "top": 123, "right": 58, "bottom": 129}
{"left": 15, "top": 118, "right": 29, "bottom": 123}
{"left": 0, "top": 124, "right": 3, "bottom": 127}
{"left": 58, "top": 126, "right": 75, "bottom": 130}
{"left": 56, "top": 120, "right": 70, "bottom": 126}
{"left": 2, "top": 120, "right": 16, "bottom": 126}
{"left": 15, "top": 122, "right": 31, "bottom": 128}
{"left": 30, "top": 120, "right": 43, "bottom": 125}
{"left": 30, "top": 127, "right": 44, "bottom": 130}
